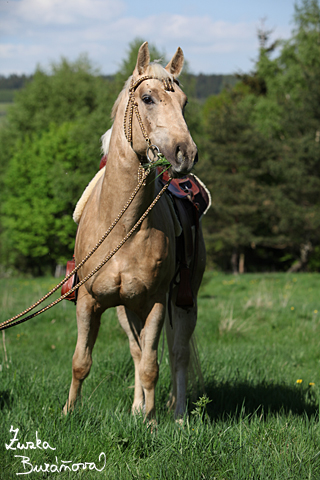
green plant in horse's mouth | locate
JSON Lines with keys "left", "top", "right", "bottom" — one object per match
{"left": 142, "top": 153, "right": 171, "bottom": 171}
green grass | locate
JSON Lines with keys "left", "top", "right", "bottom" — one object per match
{"left": 1, "top": 272, "right": 320, "bottom": 478}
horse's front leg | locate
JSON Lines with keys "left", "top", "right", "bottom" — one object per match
{"left": 63, "top": 287, "right": 102, "bottom": 414}
{"left": 139, "top": 301, "right": 166, "bottom": 419}
{"left": 117, "top": 306, "right": 144, "bottom": 414}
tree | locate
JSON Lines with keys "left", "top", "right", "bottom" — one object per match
{"left": 0, "top": 122, "right": 97, "bottom": 273}
{"left": 265, "top": 0, "right": 320, "bottom": 269}
{"left": 0, "top": 55, "right": 116, "bottom": 176}
{"left": 0, "top": 55, "right": 119, "bottom": 273}
{"left": 114, "top": 38, "right": 165, "bottom": 90}
{"left": 200, "top": 0, "right": 320, "bottom": 271}
{"left": 199, "top": 88, "right": 288, "bottom": 271}
{"left": 0, "top": 43, "right": 168, "bottom": 274}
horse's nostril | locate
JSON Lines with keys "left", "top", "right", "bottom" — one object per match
{"left": 194, "top": 152, "right": 199, "bottom": 164}
{"left": 176, "top": 146, "right": 184, "bottom": 162}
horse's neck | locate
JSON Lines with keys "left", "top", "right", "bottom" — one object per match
{"left": 99, "top": 138, "right": 155, "bottom": 228}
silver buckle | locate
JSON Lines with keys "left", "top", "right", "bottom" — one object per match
{"left": 146, "top": 144, "right": 160, "bottom": 163}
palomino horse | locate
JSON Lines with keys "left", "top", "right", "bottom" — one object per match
{"left": 63, "top": 42, "right": 206, "bottom": 420}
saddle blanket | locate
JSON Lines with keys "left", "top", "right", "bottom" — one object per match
{"left": 157, "top": 168, "right": 211, "bottom": 219}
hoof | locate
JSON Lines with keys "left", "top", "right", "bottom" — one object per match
{"left": 175, "top": 417, "right": 185, "bottom": 428}
{"left": 62, "top": 400, "right": 75, "bottom": 416}
{"left": 166, "top": 392, "right": 176, "bottom": 410}
{"left": 61, "top": 405, "right": 68, "bottom": 417}
{"left": 146, "top": 418, "right": 157, "bottom": 433}
{"left": 132, "top": 402, "right": 145, "bottom": 416}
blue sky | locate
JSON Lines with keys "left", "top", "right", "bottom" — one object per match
{"left": 0, "top": 0, "right": 297, "bottom": 76}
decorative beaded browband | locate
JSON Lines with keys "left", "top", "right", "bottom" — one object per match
{"left": 123, "top": 75, "right": 177, "bottom": 147}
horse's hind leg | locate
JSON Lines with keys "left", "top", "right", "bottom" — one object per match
{"left": 63, "top": 288, "right": 101, "bottom": 414}
{"left": 165, "top": 303, "right": 197, "bottom": 419}
{"left": 117, "top": 306, "right": 144, "bottom": 414}
{"left": 167, "top": 228, "right": 206, "bottom": 419}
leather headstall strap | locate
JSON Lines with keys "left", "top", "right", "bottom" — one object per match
{"left": 123, "top": 75, "right": 176, "bottom": 147}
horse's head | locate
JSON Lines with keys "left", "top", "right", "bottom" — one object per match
{"left": 119, "top": 42, "right": 198, "bottom": 178}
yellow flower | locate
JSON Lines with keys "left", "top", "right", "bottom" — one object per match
{"left": 291, "top": 306, "right": 295, "bottom": 311}
{"left": 309, "top": 382, "right": 315, "bottom": 386}
{"left": 296, "top": 379, "right": 303, "bottom": 384}
{"left": 314, "top": 310, "right": 318, "bottom": 314}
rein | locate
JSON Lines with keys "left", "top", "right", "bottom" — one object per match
{"left": 0, "top": 74, "right": 176, "bottom": 332}
{"left": 0, "top": 172, "right": 171, "bottom": 331}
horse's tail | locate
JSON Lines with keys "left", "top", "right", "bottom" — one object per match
{"left": 188, "top": 333, "right": 205, "bottom": 403}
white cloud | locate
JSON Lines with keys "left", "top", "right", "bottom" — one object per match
{"left": 0, "top": 43, "right": 48, "bottom": 61}
{"left": 2, "top": 0, "right": 125, "bottom": 26}
{"left": 0, "top": 1, "right": 291, "bottom": 75}
{"left": 146, "top": 15, "right": 254, "bottom": 43}
{"left": 95, "top": 14, "right": 261, "bottom": 72}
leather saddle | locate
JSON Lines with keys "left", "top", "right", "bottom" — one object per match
{"left": 158, "top": 169, "right": 210, "bottom": 309}
{"left": 61, "top": 255, "right": 78, "bottom": 303}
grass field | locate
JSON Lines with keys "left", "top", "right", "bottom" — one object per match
{"left": 1, "top": 272, "right": 320, "bottom": 479}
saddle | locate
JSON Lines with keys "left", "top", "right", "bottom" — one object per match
{"left": 61, "top": 255, "right": 78, "bottom": 303}
{"left": 62, "top": 158, "right": 210, "bottom": 307}
{"left": 158, "top": 169, "right": 210, "bottom": 309}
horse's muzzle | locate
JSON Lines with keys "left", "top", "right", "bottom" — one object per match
{"left": 170, "top": 144, "right": 198, "bottom": 177}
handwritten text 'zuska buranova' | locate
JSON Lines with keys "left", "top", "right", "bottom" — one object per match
{"left": 5, "top": 426, "right": 107, "bottom": 475}
{"left": 6, "top": 426, "right": 56, "bottom": 451}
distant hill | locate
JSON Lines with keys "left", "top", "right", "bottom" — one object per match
{"left": 0, "top": 73, "right": 238, "bottom": 104}
{"left": 0, "top": 73, "right": 33, "bottom": 89}
{"left": 0, "top": 74, "right": 33, "bottom": 102}
{"left": 192, "top": 73, "right": 238, "bottom": 99}
{"left": 101, "top": 73, "right": 238, "bottom": 100}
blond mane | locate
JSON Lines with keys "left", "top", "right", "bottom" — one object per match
{"left": 111, "top": 62, "right": 177, "bottom": 120}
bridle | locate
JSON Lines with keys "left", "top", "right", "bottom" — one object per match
{"left": 123, "top": 75, "right": 178, "bottom": 162}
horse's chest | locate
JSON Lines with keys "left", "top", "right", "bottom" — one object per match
{"left": 91, "top": 234, "right": 173, "bottom": 306}
{"left": 121, "top": 251, "right": 167, "bottom": 294}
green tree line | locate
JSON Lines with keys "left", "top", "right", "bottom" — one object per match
{"left": 0, "top": 0, "right": 320, "bottom": 275}
{"left": 197, "top": 0, "right": 320, "bottom": 273}
{"left": 0, "top": 73, "right": 237, "bottom": 102}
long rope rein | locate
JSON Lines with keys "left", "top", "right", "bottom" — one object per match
{"left": 0, "top": 74, "right": 175, "bottom": 332}
{"left": 0, "top": 167, "right": 150, "bottom": 331}
{"left": 0, "top": 168, "right": 171, "bottom": 332}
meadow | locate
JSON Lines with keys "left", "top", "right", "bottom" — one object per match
{"left": 1, "top": 272, "right": 320, "bottom": 479}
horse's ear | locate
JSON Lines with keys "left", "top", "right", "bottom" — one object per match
{"left": 165, "top": 47, "right": 184, "bottom": 78}
{"left": 134, "top": 42, "right": 150, "bottom": 76}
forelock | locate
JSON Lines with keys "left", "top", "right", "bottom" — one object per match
{"left": 111, "top": 62, "right": 175, "bottom": 120}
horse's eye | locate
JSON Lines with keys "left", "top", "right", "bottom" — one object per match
{"left": 142, "top": 95, "right": 154, "bottom": 105}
